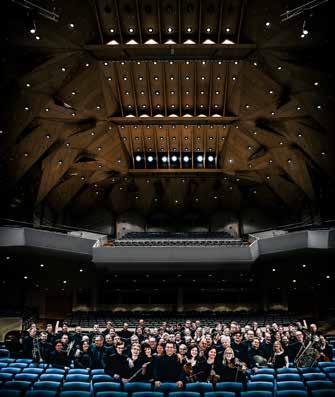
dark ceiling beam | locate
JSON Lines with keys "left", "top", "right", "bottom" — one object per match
{"left": 145, "top": 63, "right": 153, "bottom": 117}
{"left": 198, "top": 0, "right": 202, "bottom": 44}
{"left": 178, "top": 63, "right": 182, "bottom": 117}
{"left": 194, "top": 63, "right": 197, "bottom": 116}
{"left": 162, "top": 63, "right": 168, "bottom": 116}
{"left": 178, "top": 0, "right": 182, "bottom": 44}
{"left": 108, "top": 116, "right": 238, "bottom": 125}
{"left": 113, "top": 0, "right": 124, "bottom": 45}
{"left": 157, "top": 0, "right": 162, "bottom": 44}
{"left": 112, "top": 64, "right": 125, "bottom": 117}
{"left": 129, "top": 168, "right": 240, "bottom": 174}
{"left": 208, "top": 63, "right": 213, "bottom": 117}
{"left": 135, "top": 0, "right": 143, "bottom": 44}
{"left": 92, "top": 0, "right": 104, "bottom": 44}
{"left": 217, "top": 0, "right": 224, "bottom": 44}
{"left": 237, "top": 0, "right": 248, "bottom": 44}
{"left": 84, "top": 44, "right": 256, "bottom": 60}
{"left": 129, "top": 63, "right": 139, "bottom": 117}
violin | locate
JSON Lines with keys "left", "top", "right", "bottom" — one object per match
{"left": 207, "top": 364, "right": 220, "bottom": 384}
{"left": 183, "top": 361, "right": 203, "bottom": 383}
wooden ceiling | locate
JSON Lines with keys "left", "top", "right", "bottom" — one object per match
{"left": 0, "top": 0, "right": 334, "bottom": 217}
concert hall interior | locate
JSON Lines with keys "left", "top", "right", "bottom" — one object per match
{"left": 0, "top": 0, "right": 335, "bottom": 395}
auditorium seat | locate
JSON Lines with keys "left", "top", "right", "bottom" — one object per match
{"left": 276, "top": 381, "right": 305, "bottom": 391}
{"left": 322, "top": 366, "right": 335, "bottom": 373}
{"left": 318, "top": 362, "right": 335, "bottom": 368}
{"left": 0, "top": 349, "right": 10, "bottom": 358}
{"left": 64, "top": 374, "right": 90, "bottom": 383}
{"left": 62, "top": 381, "right": 91, "bottom": 391}
{"left": 311, "top": 391, "right": 335, "bottom": 397}
{"left": 185, "top": 383, "right": 214, "bottom": 393}
{"left": 14, "top": 372, "right": 39, "bottom": 382}
{"left": 169, "top": 392, "right": 200, "bottom": 397}
{"left": 93, "top": 382, "right": 122, "bottom": 394}
{"left": 95, "top": 392, "right": 128, "bottom": 397}
{"left": 276, "top": 374, "right": 301, "bottom": 382}
{"left": 59, "top": 392, "right": 91, "bottom": 397}
{"left": 132, "top": 392, "right": 164, "bottom": 397}
{"left": 0, "top": 363, "right": 8, "bottom": 369}
{"left": 26, "top": 391, "right": 58, "bottom": 397}
{"left": 327, "top": 373, "right": 335, "bottom": 381}
{"left": 3, "top": 380, "right": 32, "bottom": 391}
{"left": 299, "top": 367, "right": 320, "bottom": 373}
{"left": 302, "top": 373, "right": 327, "bottom": 381}
{"left": 68, "top": 369, "right": 90, "bottom": 375}
{"left": 254, "top": 369, "right": 275, "bottom": 375}
{"left": 249, "top": 375, "right": 274, "bottom": 382}
{"left": 124, "top": 382, "right": 152, "bottom": 393}
{"left": 276, "top": 391, "right": 307, "bottom": 397}
{"left": 306, "top": 380, "right": 335, "bottom": 390}
{"left": 0, "top": 359, "right": 15, "bottom": 363}
{"left": 28, "top": 364, "right": 48, "bottom": 369}
{"left": 0, "top": 390, "right": 21, "bottom": 397}
{"left": 45, "top": 368, "right": 65, "bottom": 375}
{"left": 204, "top": 392, "right": 235, "bottom": 397}
{"left": 240, "top": 392, "right": 273, "bottom": 397}
{"left": 91, "top": 374, "right": 114, "bottom": 383}
{"left": 91, "top": 369, "right": 106, "bottom": 375}
{"left": 215, "top": 382, "right": 244, "bottom": 393}
{"left": 9, "top": 363, "right": 28, "bottom": 368}
{"left": 246, "top": 382, "right": 273, "bottom": 392}
{"left": 1, "top": 367, "right": 22, "bottom": 374}
{"left": 0, "top": 372, "right": 13, "bottom": 382}
{"left": 39, "top": 374, "right": 64, "bottom": 382}
{"left": 23, "top": 368, "right": 44, "bottom": 375}
{"left": 276, "top": 368, "right": 299, "bottom": 374}
{"left": 16, "top": 359, "right": 33, "bottom": 364}
{"left": 154, "top": 382, "right": 180, "bottom": 394}
{"left": 33, "top": 381, "right": 61, "bottom": 391}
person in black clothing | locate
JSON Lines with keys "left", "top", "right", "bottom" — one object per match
{"left": 49, "top": 340, "right": 70, "bottom": 369}
{"left": 125, "top": 343, "right": 149, "bottom": 382}
{"left": 74, "top": 340, "right": 92, "bottom": 369}
{"left": 118, "top": 323, "right": 133, "bottom": 343}
{"left": 231, "top": 333, "right": 248, "bottom": 364}
{"left": 217, "top": 347, "right": 247, "bottom": 383}
{"left": 248, "top": 338, "right": 266, "bottom": 369}
{"left": 89, "top": 324, "right": 102, "bottom": 343}
{"left": 153, "top": 342, "right": 184, "bottom": 387}
{"left": 261, "top": 332, "right": 273, "bottom": 360}
{"left": 22, "top": 328, "right": 36, "bottom": 359}
{"left": 268, "top": 341, "right": 289, "bottom": 368}
{"left": 288, "top": 330, "right": 305, "bottom": 362}
{"left": 198, "top": 347, "right": 220, "bottom": 383}
{"left": 183, "top": 345, "right": 205, "bottom": 382}
{"left": 102, "top": 321, "right": 113, "bottom": 336}
{"left": 39, "top": 332, "right": 52, "bottom": 363}
{"left": 106, "top": 341, "right": 129, "bottom": 381}
{"left": 89, "top": 334, "right": 106, "bottom": 369}
{"left": 72, "top": 326, "right": 83, "bottom": 348}
{"left": 141, "top": 344, "right": 155, "bottom": 381}
{"left": 46, "top": 324, "right": 54, "bottom": 345}
{"left": 318, "top": 335, "right": 333, "bottom": 361}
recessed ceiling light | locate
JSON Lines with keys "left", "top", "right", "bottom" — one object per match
{"left": 167, "top": 27, "right": 173, "bottom": 33}
{"left": 186, "top": 27, "right": 192, "bottom": 33}
{"left": 24, "top": 106, "right": 29, "bottom": 111}
{"left": 225, "top": 28, "right": 231, "bottom": 32}
{"left": 170, "top": 75, "right": 174, "bottom": 80}
{"left": 129, "top": 27, "right": 134, "bottom": 33}
{"left": 26, "top": 83, "right": 31, "bottom": 88}
{"left": 35, "top": 35, "right": 40, "bottom": 40}
{"left": 185, "top": 75, "right": 190, "bottom": 80}
{"left": 269, "top": 90, "right": 274, "bottom": 94}
{"left": 61, "top": 67, "right": 66, "bottom": 72}
{"left": 148, "top": 27, "right": 153, "bottom": 33}
{"left": 314, "top": 81, "right": 319, "bottom": 86}
{"left": 265, "top": 21, "right": 271, "bottom": 27}
{"left": 110, "top": 28, "right": 115, "bottom": 33}
{"left": 317, "top": 105, "right": 322, "bottom": 109}
{"left": 277, "top": 66, "right": 282, "bottom": 70}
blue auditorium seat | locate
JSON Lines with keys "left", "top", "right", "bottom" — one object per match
{"left": 215, "top": 382, "right": 244, "bottom": 393}
{"left": 322, "top": 366, "right": 335, "bottom": 373}
{"left": 124, "top": 382, "right": 152, "bottom": 393}
{"left": 254, "top": 369, "right": 275, "bottom": 375}
{"left": 9, "top": 362, "right": 28, "bottom": 368}
{"left": 62, "top": 381, "right": 91, "bottom": 391}
{"left": 3, "top": 380, "right": 32, "bottom": 391}
{"left": 23, "top": 368, "right": 44, "bottom": 375}
{"left": 68, "top": 368, "right": 90, "bottom": 374}
{"left": 64, "top": 374, "right": 90, "bottom": 383}
{"left": 0, "top": 363, "right": 8, "bottom": 369}
{"left": 45, "top": 368, "right": 65, "bottom": 375}
{"left": 94, "top": 382, "right": 122, "bottom": 394}
{"left": 29, "top": 363, "right": 48, "bottom": 369}
{"left": 133, "top": 392, "right": 165, "bottom": 397}
{"left": 0, "top": 391, "right": 21, "bottom": 397}
{"left": 0, "top": 372, "right": 13, "bottom": 382}
{"left": 276, "top": 368, "right": 299, "bottom": 374}
{"left": 0, "top": 349, "right": 10, "bottom": 358}
{"left": 276, "top": 391, "right": 307, "bottom": 397}
{"left": 319, "top": 362, "right": 335, "bottom": 368}
{"left": 311, "top": 391, "right": 335, "bottom": 397}
{"left": 204, "top": 392, "right": 235, "bottom": 397}
{"left": 327, "top": 373, "right": 335, "bottom": 381}
{"left": 59, "top": 392, "right": 91, "bottom": 397}
{"left": 185, "top": 383, "right": 214, "bottom": 393}
{"left": 249, "top": 375, "right": 274, "bottom": 382}
{"left": 240, "top": 392, "right": 273, "bottom": 397}
{"left": 154, "top": 382, "right": 180, "bottom": 394}
{"left": 1, "top": 367, "right": 21, "bottom": 374}
{"left": 0, "top": 359, "right": 15, "bottom": 363}
{"left": 276, "top": 374, "right": 301, "bottom": 382}
{"left": 276, "top": 381, "right": 305, "bottom": 391}
{"left": 92, "top": 374, "right": 114, "bottom": 383}
{"left": 26, "top": 391, "right": 58, "bottom": 397}
{"left": 302, "top": 373, "right": 327, "bottom": 381}
{"left": 169, "top": 392, "right": 200, "bottom": 397}
{"left": 299, "top": 367, "right": 320, "bottom": 373}
{"left": 95, "top": 393, "right": 128, "bottom": 397}
{"left": 39, "top": 374, "right": 64, "bottom": 382}
{"left": 91, "top": 369, "right": 105, "bottom": 375}
{"left": 33, "top": 381, "right": 61, "bottom": 391}
{"left": 16, "top": 359, "right": 33, "bottom": 364}
{"left": 246, "top": 382, "right": 273, "bottom": 392}
{"left": 14, "top": 372, "right": 39, "bottom": 382}
{"left": 306, "top": 380, "right": 335, "bottom": 390}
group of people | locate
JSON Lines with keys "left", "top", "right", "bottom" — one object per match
{"left": 19, "top": 319, "right": 333, "bottom": 386}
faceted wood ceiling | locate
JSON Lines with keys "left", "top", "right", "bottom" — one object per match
{"left": 0, "top": 0, "right": 334, "bottom": 216}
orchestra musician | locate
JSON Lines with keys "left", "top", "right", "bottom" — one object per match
{"left": 106, "top": 341, "right": 129, "bottom": 381}
{"left": 74, "top": 340, "right": 92, "bottom": 369}
{"left": 318, "top": 335, "right": 333, "bottom": 362}
{"left": 183, "top": 345, "right": 204, "bottom": 382}
{"left": 153, "top": 342, "right": 184, "bottom": 388}
{"left": 268, "top": 341, "right": 289, "bottom": 368}
{"left": 201, "top": 347, "right": 220, "bottom": 383}
{"left": 217, "top": 347, "right": 247, "bottom": 383}
{"left": 49, "top": 340, "right": 70, "bottom": 369}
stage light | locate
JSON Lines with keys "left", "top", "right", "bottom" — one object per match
{"left": 162, "top": 156, "right": 168, "bottom": 163}
{"left": 197, "top": 155, "right": 203, "bottom": 162}
{"left": 183, "top": 155, "right": 190, "bottom": 162}
{"left": 208, "top": 155, "right": 214, "bottom": 162}
{"left": 147, "top": 155, "right": 154, "bottom": 162}
{"left": 135, "top": 155, "right": 141, "bottom": 162}
{"left": 171, "top": 155, "right": 178, "bottom": 162}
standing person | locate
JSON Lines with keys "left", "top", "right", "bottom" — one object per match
{"left": 153, "top": 342, "right": 184, "bottom": 387}
{"left": 49, "top": 340, "right": 70, "bottom": 369}
{"left": 126, "top": 343, "right": 149, "bottom": 382}
{"left": 183, "top": 345, "right": 205, "bottom": 382}
{"left": 199, "top": 347, "right": 220, "bottom": 383}
{"left": 231, "top": 332, "right": 248, "bottom": 364}
{"left": 268, "top": 341, "right": 289, "bottom": 368}
{"left": 74, "top": 340, "right": 92, "bottom": 369}
{"left": 89, "top": 335, "right": 106, "bottom": 369}
{"left": 106, "top": 342, "right": 129, "bottom": 381}
{"left": 118, "top": 323, "right": 133, "bottom": 343}
{"left": 217, "top": 347, "right": 247, "bottom": 383}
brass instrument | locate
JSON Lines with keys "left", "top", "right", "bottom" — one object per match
{"left": 66, "top": 340, "right": 75, "bottom": 358}
{"left": 253, "top": 354, "right": 268, "bottom": 367}
{"left": 32, "top": 336, "right": 42, "bottom": 363}
{"left": 294, "top": 337, "right": 320, "bottom": 368}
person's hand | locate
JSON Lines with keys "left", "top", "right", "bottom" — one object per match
{"left": 113, "top": 374, "right": 120, "bottom": 379}
{"left": 122, "top": 378, "right": 129, "bottom": 383}
{"left": 155, "top": 381, "right": 161, "bottom": 388}
{"left": 176, "top": 381, "right": 183, "bottom": 388}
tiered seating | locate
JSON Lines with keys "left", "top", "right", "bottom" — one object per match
{"left": 1, "top": 358, "right": 335, "bottom": 396}
{"left": 122, "top": 232, "right": 235, "bottom": 240}
{"left": 63, "top": 311, "right": 300, "bottom": 328}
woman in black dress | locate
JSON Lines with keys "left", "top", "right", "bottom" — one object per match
{"left": 183, "top": 345, "right": 205, "bottom": 382}
{"left": 268, "top": 341, "right": 289, "bottom": 368}
{"left": 217, "top": 347, "right": 247, "bottom": 383}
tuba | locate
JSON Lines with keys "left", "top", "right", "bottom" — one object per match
{"left": 253, "top": 355, "right": 269, "bottom": 367}
{"left": 295, "top": 336, "right": 320, "bottom": 368}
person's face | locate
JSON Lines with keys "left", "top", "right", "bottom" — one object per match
{"left": 179, "top": 345, "right": 187, "bottom": 354}
{"left": 176, "top": 334, "right": 181, "bottom": 341}
{"left": 320, "top": 336, "right": 325, "bottom": 344}
{"left": 55, "top": 343, "right": 63, "bottom": 352}
{"left": 191, "top": 347, "right": 198, "bottom": 357}
{"left": 137, "top": 328, "right": 143, "bottom": 335}
{"left": 82, "top": 336, "right": 89, "bottom": 342}
{"left": 124, "top": 323, "right": 128, "bottom": 330}
{"left": 62, "top": 325, "right": 68, "bottom": 333}
{"left": 166, "top": 343, "right": 174, "bottom": 356}
{"left": 157, "top": 345, "right": 164, "bottom": 354}
{"left": 40, "top": 334, "right": 47, "bottom": 342}
{"left": 311, "top": 324, "right": 317, "bottom": 332}
{"left": 296, "top": 332, "right": 304, "bottom": 342}
{"left": 282, "top": 337, "right": 288, "bottom": 345}
{"left": 252, "top": 339, "right": 260, "bottom": 349}
{"left": 131, "top": 345, "right": 140, "bottom": 356}
{"left": 116, "top": 344, "right": 125, "bottom": 354}
{"left": 223, "top": 340, "right": 230, "bottom": 348}
{"left": 93, "top": 325, "right": 99, "bottom": 332}
{"left": 208, "top": 348, "right": 216, "bottom": 360}
{"left": 29, "top": 329, "right": 37, "bottom": 337}
{"left": 75, "top": 327, "right": 81, "bottom": 334}
{"left": 234, "top": 333, "right": 242, "bottom": 343}
{"left": 144, "top": 347, "right": 151, "bottom": 356}
{"left": 61, "top": 335, "right": 68, "bottom": 344}
{"left": 265, "top": 334, "right": 272, "bottom": 342}
{"left": 274, "top": 342, "right": 281, "bottom": 352}
{"left": 225, "top": 349, "right": 234, "bottom": 360}
{"left": 247, "top": 331, "right": 254, "bottom": 341}
{"left": 131, "top": 336, "right": 139, "bottom": 344}
{"left": 114, "top": 336, "right": 121, "bottom": 344}
{"left": 47, "top": 325, "right": 52, "bottom": 333}
{"left": 149, "top": 338, "right": 156, "bottom": 348}
{"left": 83, "top": 341, "right": 89, "bottom": 352}
{"left": 185, "top": 321, "right": 191, "bottom": 328}
{"left": 95, "top": 337, "right": 104, "bottom": 347}
{"left": 105, "top": 335, "right": 112, "bottom": 344}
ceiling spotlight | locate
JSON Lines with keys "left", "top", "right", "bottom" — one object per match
{"left": 147, "top": 155, "right": 154, "bottom": 162}
{"left": 208, "top": 155, "right": 214, "bottom": 162}
{"left": 148, "top": 27, "right": 153, "bottom": 33}
{"left": 68, "top": 23, "right": 75, "bottom": 29}
{"left": 206, "top": 27, "right": 211, "bottom": 33}
{"left": 171, "top": 155, "right": 178, "bottom": 162}
{"left": 302, "top": 20, "right": 308, "bottom": 35}
{"left": 30, "top": 21, "right": 36, "bottom": 34}
{"left": 197, "top": 155, "right": 203, "bottom": 162}
{"left": 225, "top": 27, "right": 231, "bottom": 32}
{"left": 129, "top": 27, "right": 134, "bottom": 33}
{"left": 265, "top": 21, "right": 271, "bottom": 27}
{"left": 110, "top": 28, "right": 115, "bottom": 33}
{"left": 186, "top": 27, "right": 192, "bottom": 33}
{"left": 183, "top": 155, "right": 190, "bottom": 162}
{"left": 35, "top": 35, "right": 40, "bottom": 40}
{"left": 167, "top": 27, "right": 173, "bottom": 33}
{"left": 135, "top": 155, "right": 141, "bottom": 162}
{"left": 162, "top": 156, "right": 168, "bottom": 163}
